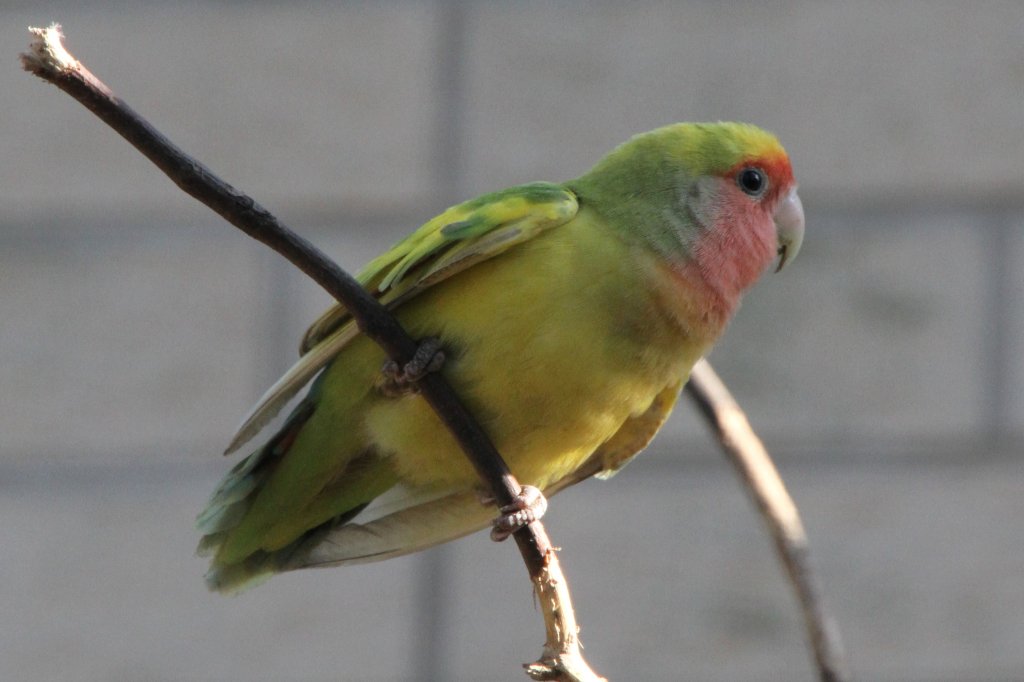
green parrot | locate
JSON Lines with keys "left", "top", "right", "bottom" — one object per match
{"left": 197, "top": 121, "right": 804, "bottom": 593}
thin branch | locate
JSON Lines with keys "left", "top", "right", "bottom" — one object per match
{"left": 685, "top": 359, "right": 851, "bottom": 682}
{"left": 22, "top": 24, "right": 601, "bottom": 682}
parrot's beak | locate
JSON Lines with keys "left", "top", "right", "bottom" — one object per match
{"left": 773, "top": 187, "right": 804, "bottom": 272}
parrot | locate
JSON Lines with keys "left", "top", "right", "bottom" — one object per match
{"left": 196, "top": 121, "right": 804, "bottom": 593}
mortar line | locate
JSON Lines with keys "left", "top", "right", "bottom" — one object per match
{"left": 983, "top": 210, "right": 1014, "bottom": 450}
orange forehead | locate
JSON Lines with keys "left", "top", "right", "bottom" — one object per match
{"left": 720, "top": 122, "right": 791, "bottom": 173}
{"left": 671, "top": 122, "right": 795, "bottom": 195}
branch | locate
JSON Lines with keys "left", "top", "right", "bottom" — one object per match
{"left": 22, "top": 24, "right": 601, "bottom": 682}
{"left": 685, "top": 359, "right": 850, "bottom": 682}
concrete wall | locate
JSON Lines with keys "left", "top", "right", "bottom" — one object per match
{"left": 3, "top": 2, "right": 1022, "bottom": 680}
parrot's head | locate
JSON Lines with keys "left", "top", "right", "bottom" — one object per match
{"left": 670, "top": 121, "right": 804, "bottom": 275}
{"left": 573, "top": 121, "right": 804, "bottom": 306}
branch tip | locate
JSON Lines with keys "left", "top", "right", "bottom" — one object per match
{"left": 21, "top": 24, "right": 78, "bottom": 75}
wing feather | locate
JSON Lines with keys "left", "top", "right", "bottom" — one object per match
{"left": 225, "top": 183, "right": 579, "bottom": 454}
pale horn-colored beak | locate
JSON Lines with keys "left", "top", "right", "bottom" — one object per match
{"left": 774, "top": 187, "right": 804, "bottom": 272}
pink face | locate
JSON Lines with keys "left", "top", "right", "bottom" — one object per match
{"left": 688, "top": 152, "right": 803, "bottom": 306}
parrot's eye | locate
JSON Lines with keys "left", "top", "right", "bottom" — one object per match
{"left": 737, "top": 168, "right": 767, "bottom": 197}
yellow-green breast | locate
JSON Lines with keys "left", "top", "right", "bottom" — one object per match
{"left": 360, "top": 205, "right": 709, "bottom": 491}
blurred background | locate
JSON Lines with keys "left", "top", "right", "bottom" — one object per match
{"left": 3, "top": 2, "right": 1023, "bottom": 680}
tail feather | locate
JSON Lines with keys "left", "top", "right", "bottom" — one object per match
{"left": 196, "top": 400, "right": 315, "bottom": 591}
{"left": 203, "top": 501, "right": 373, "bottom": 594}
{"left": 286, "top": 489, "right": 492, "bottom": 569}
{"left": 203, "top": 550, "right": 280, "bottom": 594}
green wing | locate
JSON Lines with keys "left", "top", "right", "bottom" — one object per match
{"left": 224, "top": 182, "right": 579, "bottom": 454}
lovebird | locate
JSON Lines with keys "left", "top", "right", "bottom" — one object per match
{"left": 197, "top": 121, "right": 804, "bottom": 592}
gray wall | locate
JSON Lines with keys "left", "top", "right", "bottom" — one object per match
{"left": 4, "top": 2, "right": 1022, "bottom": 680}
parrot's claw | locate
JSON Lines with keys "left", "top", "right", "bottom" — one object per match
{"left": 378, "top": 337, "right": 446, "bottom": 397}
{"left": 489, "top": 485, "right": 548, "bottom": 542}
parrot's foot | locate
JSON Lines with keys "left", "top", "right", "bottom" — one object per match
{"left": 489, "top": 485, "right": 548, "bottom": 542}
{"left": 378, "top": 337, "right": 446, "bottom": 397}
